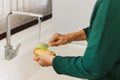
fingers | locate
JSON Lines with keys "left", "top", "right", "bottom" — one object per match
{"left": 49, "top": 39, "right": 62, "bottom": 46}
{"left": 49, "top": 33, "right": 60, "bottom": 41}
{"left": 33, "top": 54, "right": 55, "bottom": 67}
{"left": 49, "top": 33, "right": 62, "bottom": 46}
{"left": 38, "top": 60, "right": 47, "bottom": 67}
{"left": 49, "top": 33, "right": 60, "bottom": 42}
{"left": 34, "top": 56, "right": 40, "bottom": 61}
{"left": 34, "top": 56, "right": 46, "bottom": 66}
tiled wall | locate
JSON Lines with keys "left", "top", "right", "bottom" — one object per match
{"left": 0, "top": 0, "right": 52, "bottom": 34}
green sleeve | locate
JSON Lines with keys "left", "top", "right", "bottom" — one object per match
{"left": 83, "top": 27, "right": 90, "bottom": 38}
{"left": 83, "top": 0, "right": 100, "bottom": 39}
{"left": 53, "top": 0, "right": 120, "bottom": 79}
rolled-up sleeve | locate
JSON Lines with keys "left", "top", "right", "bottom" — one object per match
{"left": 83, "top": 27, "right": 90, "bottom": 39}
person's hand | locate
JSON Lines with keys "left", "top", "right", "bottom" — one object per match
{"left": 49, "top": 33, "right": 69, "bottom": 46}
{"left": 34, "top": 53, "right": 55, "bottom": 67}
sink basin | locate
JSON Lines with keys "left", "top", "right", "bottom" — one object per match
{"left": 0, "top": 19, "right": 87, "bottom": 80}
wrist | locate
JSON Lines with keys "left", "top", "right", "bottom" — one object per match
{"left": 51, "top": 56, "right": 55, "bottom": 66}
{"left": 65, "top": 33, "right": 74, "bottom": 43}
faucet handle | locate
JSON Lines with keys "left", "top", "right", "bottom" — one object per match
{"left": 5, "top": 43, "right": 21, "bottom": 60}
{"left": 9, "top": 43, "right": 21, "bottom": 60}
{"left": 15, "top": 43, "right": 21, "bottom": 56}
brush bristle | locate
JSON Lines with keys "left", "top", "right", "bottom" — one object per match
{"left": 37, "top": 43, "right": 48, "bottom": 50}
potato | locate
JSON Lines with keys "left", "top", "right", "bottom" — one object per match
{"left": 33, "top": 48, "right": 56, "bottom": 56}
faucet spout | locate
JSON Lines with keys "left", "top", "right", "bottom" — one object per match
{"left": 5, "top": 11, "right": 43, "bottom": 60}
{"left": 12, "top": 11, "right": 43, "bottom": 18}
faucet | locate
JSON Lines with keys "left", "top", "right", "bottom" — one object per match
{"left": 5, "top": 11, "right": 43, "bottom": 60}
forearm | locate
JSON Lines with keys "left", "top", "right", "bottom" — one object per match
{"left": 66, "top": 30, "right": 87, "bottom": 42}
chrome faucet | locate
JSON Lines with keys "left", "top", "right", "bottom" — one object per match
{"left": 5, "top": 11, "right": 43, "bottom": 60}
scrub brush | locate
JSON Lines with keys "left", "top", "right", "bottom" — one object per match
{"left": 33, "top": 42, "right": 56, "bottom": 56}
{"left": 37, "top": 42, "right": 49, "bottom": 50}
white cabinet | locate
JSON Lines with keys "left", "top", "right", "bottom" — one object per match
{"left": 53, "top": 0, "right": 96, "bottom": 33}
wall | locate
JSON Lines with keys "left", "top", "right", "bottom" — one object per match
{"left": 0, "top": 0, "right": 52, "bottom": 34}
{"left": 52, "top": 0, "right": 96, "bottom": 34}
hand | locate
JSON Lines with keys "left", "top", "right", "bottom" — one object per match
{"left": 34, "top": 53, "right": 55, "bottom": 67}
{"left": 49, "top": 33, "right": 69, "bottom": 46}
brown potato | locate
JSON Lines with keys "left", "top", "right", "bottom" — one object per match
{"left": 33, "top": 48, "right": 56, "bottom": 56}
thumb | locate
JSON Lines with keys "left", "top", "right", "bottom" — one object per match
{"left": 49, "top": 40, "right": 62, "bottom": 46}
{"left": 34, "top": 56, "right": 40, "bottom": 61}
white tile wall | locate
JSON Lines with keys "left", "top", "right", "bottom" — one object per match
{"left": 0, "top": 0, "right": 52, "bottom": 34}
{"left": 11, "top": 0, "right": 18, "bottom": 11}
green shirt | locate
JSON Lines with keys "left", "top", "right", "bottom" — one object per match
{"left": 52, "top": 0, "right": 120, "bottom": 80}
